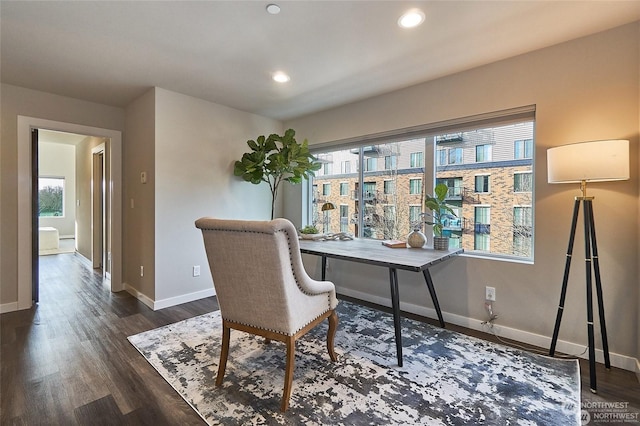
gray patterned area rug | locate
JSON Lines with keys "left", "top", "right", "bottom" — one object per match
{"left": 128, "top": 301, "right": 580, "bottom": 425}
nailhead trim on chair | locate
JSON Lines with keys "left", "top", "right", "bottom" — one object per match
{"left": 199, "top": 223, "right": 334, "bottom": 337}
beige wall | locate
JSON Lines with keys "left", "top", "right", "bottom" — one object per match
{"left": 286, "top": 23, "right": 640, "bottom": 365}
{"left": 123, "top": 87, "right": 282, "bottom": 306}
{"left": 75, "top": 137, "right": 108, "bottom": 260}
{"left": 0, "top": 84, "right": 124, "bottom": 307}
{"left": 124, "top": 89, "right": 157, "bottom": 300}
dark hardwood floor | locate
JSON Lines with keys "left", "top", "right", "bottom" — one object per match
{"left": 1, "top": 253, "right": 638, "bottom": 424}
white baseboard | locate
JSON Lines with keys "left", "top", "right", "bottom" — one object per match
{"left": 0, "top": 301, "right": 19, "bottom": 314}
{"left": 124, "top": 283, "right": 155, "bottom": 310}
{"left": 336, "top": 286, "right": 639, "bottom": 373}
{"left": 153, "top": 288, "right": 216, "bottom": 311}
{"left": 124, "top": 283, "right": 215, "bottom": 311}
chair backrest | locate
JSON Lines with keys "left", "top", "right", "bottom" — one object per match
{"left": 195, "top": 217, "right": 316, "bottom": 335}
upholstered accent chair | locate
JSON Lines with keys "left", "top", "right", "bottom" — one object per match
{"left": 195, "top": 217, "right": 339, "bottom": 412}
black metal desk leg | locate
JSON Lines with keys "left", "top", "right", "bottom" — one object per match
{"left": 321, "top": 256, "right": 327, "bottom": 281}
{"left": 388, "top": 268, "right": 403, "bottom": 367}
{"left": 422, "top": 269, "right": 445, "bottom": 328}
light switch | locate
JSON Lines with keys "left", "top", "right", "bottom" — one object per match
{"left": 140, "top": 171, "right": 147, "bottom": 184}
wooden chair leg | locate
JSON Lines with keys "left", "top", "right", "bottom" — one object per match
{"left": 327, "top": 310, "right": 338, "bottom": 362}
{"left": 281, "top": 336, "right": 296, "bottom": 412}
{"left": 216, "top": 323, "right": 230, "bottom": 386}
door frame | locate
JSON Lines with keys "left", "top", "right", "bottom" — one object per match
{"left": 17, "top": 116, "right": 123, "bottom": 310}
{"left": 92, "top": 144, "right": 106, "bottom": 271}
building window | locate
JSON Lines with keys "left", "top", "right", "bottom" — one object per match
{"left": 514, "top": 139, "right": 533, "bottom": 159}
{"left": 384, "top": 155, "right": 397, "bottom": 170}
{"left": 475, "top": 144, "right": 492, "bottom": 162}
{"left": 410, "top": 152, "right": 424, "bottom": 168}
{"left": 364, "top": 157, "right": 377, "bottom": 172}
{"left": 383, "top": 180, "right": 395, "bottom": 195}
{"left": 448, "top": 148, "right": 463, "bottom": 165}
{"left": 39, "top": 177, "right": 65, "bottom": 217}
{"left": 340, "top": 182, "right": 349, "bottom": 196}
{"left": 514, "top": 172, "right": 532, "bottom": 192}
{"left": 409, "top": 205, "right": 422, "bottom": 225}
{"left": 322, "top": 183, "right": 331, "bottom": 196}
{"left": 409, "top": 178, "right": 422, "bottom": 195}
{"left": 474, "top": 175, "right": 490, "bottom": 193}
{"left": 323, "top": 162, "right": 332, "bottom": 175}
{"left": 341, "top": 160, "right": 351, "bottom": 174}
{"left": 436, "top": 149, "right": 447, "bottom": 166}
{"left": 474, "top": 206, "right": 491, "bottom": 251}
{"left": 340, "top": 205, "right": 349, "bottom": 232}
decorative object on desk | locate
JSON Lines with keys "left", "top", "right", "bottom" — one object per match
{"left": 381, "top": 239, "right": 406, "bottom": 248}
{"left": 128, "top": 300, "right": 580, "bottom": 425}
{"left": 234, "top": 129, "right": 321, "bottom": 219}
{"left": 546, "top": 139, "right": 629, "bottom": 394}
{"left": 424, "top": 183, "right": 458, "bottom": 250}
{"left": 298, "top": 225, "right": 321, "bottom": 239}
{"left": 407, "top": 227, "right": 426, "bottom": 248}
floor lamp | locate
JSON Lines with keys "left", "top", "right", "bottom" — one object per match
{"left": 321, "top": 202, "right": 336, "bottom": 233}
{"left": 547, "top": 139, "right": 629, "bottom": 393}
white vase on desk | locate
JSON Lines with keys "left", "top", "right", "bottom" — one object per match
{"left": 407, "top": 229, "right": 426, "bottom": 248}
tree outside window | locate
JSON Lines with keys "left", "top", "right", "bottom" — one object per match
{"left": 39, "top": 177, "right": 64, "bottom": 217}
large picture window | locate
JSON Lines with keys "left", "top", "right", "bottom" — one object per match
{"left": 308, "top": 107, "right": 535, "bottom": 260}
{"left": 39, "top": 177, "right": 65, "bottom": 217}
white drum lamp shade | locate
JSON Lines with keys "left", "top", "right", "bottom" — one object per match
{"left": 547, "top": 139, "right": 629, "bottom": 184}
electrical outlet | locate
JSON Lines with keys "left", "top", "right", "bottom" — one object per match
{"left": 193, "top": 265, "right": 201, "bottom": 277}
{"left": 485, "top": 286, "right": 496, "bottom": 301}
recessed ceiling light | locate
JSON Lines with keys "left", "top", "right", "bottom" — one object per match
{"left": 272, "top": 71, "right": 290, "bottom": 83}
{"left": 266, "top": 4, "right": 281, "bottom": 15}
{"left": 398, "top": 8, "right": 425, "bottom": 29}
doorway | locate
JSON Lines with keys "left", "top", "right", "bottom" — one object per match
{"left": 33, "top": 131, "right": 110, "bottom": 301}
{"left": 18, "top": 116, "right": 123, "bottom": 310}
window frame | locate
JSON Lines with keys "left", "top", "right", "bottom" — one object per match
{"left": 307, "top": 105, "right": 535, "bottom": 262}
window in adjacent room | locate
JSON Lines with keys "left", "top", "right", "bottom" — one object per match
{"left": 38, "top": 177, "right": 65, "bottom": 217}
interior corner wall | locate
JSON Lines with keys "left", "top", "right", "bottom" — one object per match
{"left": 38, "top": 141, "right": 76, "bottom": 237}
{"left": 153, "top": 88, "right": 282, "bottom": 304}
{"left": 285, "top": 22, "right": 640, "bottom": 364}
{"left": 123, "top": 88, "right": 157, "bottom": 300}
{"left": 75, "top": 136, "right": 108, "bottom": 260}
{"left": 0, "top": 83, "right": 124, "bottom": 308}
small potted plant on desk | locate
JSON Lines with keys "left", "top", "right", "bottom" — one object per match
{"left": 424, "top": 183, "right": 458, "bottom": 250}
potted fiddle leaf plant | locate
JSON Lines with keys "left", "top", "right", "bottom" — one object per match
{"left": 234, "top": 129, "right": 321, "bottom": 219}
{"left": 424, "top": 183, "right": 458, "bottom": 250}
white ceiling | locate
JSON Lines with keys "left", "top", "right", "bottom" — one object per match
{"left": 2, "top": 1, "right": 639, "bottom": 121}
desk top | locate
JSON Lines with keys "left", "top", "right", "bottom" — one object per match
{"left": 298, "top": 238, "right": 463, "bottom": 272}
